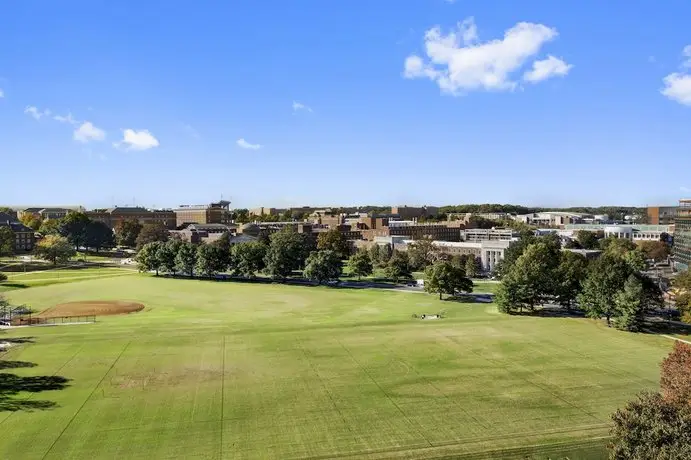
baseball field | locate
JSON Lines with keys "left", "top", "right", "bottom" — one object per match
{"left": 0, "top": 274, "right": 675, "bottom": 459}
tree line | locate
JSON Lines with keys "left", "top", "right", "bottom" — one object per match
{"left": 495, "top": 232, "right": 664, "bottom": 331}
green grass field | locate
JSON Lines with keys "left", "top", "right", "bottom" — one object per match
{"left": 0, "top": 275, "right": 674, "bottom": 459}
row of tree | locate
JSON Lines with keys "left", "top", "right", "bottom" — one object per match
{"left": 495, "top": 233, "right": 663, "bottom": 331}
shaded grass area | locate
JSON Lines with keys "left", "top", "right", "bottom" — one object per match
{"left": 0, "top": 275, "right": 674, "bottom": 459}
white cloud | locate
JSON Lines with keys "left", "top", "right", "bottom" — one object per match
{"left": 53, "top": 112, "right": 78, "bottom": 125}
{"left": 114, "top": 129, "right": 160, "bottom": 151}
{"left": 0, "top": 89, "right": 4, "bottom": 98}
{"left": 683, "top": 45, "right": 691, "bottom": 68}
{"left": 73, "top": 121, "right": 106, "bottom": 143}
{"left": 404, "top": 18, "right": 568, "bottom": 94}
{"left": 523, "top": 55, "right": 572, "bottom": 83}
{"left": 662, "top": 73, "right": 691, "bottom": 105}
{"left": 237, "top": 138, "right": 262, "bottom": 150}
{"left": 24, "top": 105, "right": 51, "bottom": 120}
{"left": 292, "top": 101, "right": 313, "bottom": 112}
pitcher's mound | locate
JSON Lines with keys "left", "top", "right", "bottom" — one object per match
{"left": 40, "top": 301, "right": 144, "bottom": 318}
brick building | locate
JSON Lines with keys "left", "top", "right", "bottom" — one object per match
{"left": 0, "top": 212, "right": 35, "bottom": 252}
{"left": 390, "top": 206, "right": 439, "bottom": 220}
{"left": 87, "top": 207, "right": 176, "bottom": 230}
{"left": 174, "top": 201, "right": 231, "bottom": 227}
{"left": 647, "top": 205, "right": 679, "bottom": 225}
{"left": 362, "top": 223, "right": 460, "bottom": 242}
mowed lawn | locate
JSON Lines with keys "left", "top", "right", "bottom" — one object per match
{"left": 0, "top": 275, "right": 674, "bottom": 459}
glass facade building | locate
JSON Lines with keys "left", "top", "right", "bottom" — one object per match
{"left": 674, "top": 199, "right": 691, "bottom": 271}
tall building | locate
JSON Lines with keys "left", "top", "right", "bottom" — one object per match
{"left": 674, "top": 200, "right": 691, "bottom": 271}
{"left": 647, "top": 205, "right": 679, "bottom": 225}
{"left": 174, "top": 201, "right": 231, "bottom": 227}
{"left": 391, "top": 206, "right": 439, "bottom": 220}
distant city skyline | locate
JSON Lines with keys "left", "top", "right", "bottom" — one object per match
{"left": 1, "top": 1, "right": 690, "bottom": 208}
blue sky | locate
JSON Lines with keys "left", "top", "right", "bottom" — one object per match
{"left": 2, "top": 0, "right": 691, "bottom": 209}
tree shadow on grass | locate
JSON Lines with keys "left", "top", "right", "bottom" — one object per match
{"left": 0, "top": 337, "right": 36, "bottom": 344}
{"left": 443, "top": 294, "right": 494, "bottom": 304}
{"left": 0, "top": 368, "right": 71, "bottom": 412}
{"left": 642, "top": 320, "right": 691, "bottom": 336}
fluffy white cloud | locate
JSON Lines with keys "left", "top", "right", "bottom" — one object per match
{"left": 114, "top": 129, "right": 160, "bottom": 151}
{"left": 237, "top": 138, "right": 262, "bottom": 150}
{"left": 292, "top": 101, "right": 313, "bottom": 112}
{"left": 661, "top": 46, "right": 691, "bottom": 106}
{"left": 661, "top": 73, "right": 691, "bottom": 106}
{"left": 54, "top": 112, "right": 78, "bottom": 125}
{"left": 73, "top": 121, "right": 106, "bottom": 143}
{"left": 523, "top": 55, "right": 572, "bottom": 82}
{"left": 24, "top": 105, "right": 51, "bottom": 120}
{"left": 404, "top": 18, "right": 569, "bottom": 94}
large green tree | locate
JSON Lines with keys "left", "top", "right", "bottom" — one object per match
{"left": 58, "top": 212, "right": 91, "bottom": 249}
{"left": 263, "top": 227, "right": 309, "bottom": 280}
{"left": 303, "top": 250, "right": 342, "bottom": 284}
{"left": 407, "top": 237, "right": 441, "bottom": 271}
{"left": 195, "top": 243, "right": 228, "bottom": 277}
{"left": 464, "top": 256, "right": 481, "bottom": 278}
{"left": 135, "top": 222, "right": 169, "bottom": 250}
{"left": 554, "top": 251, "right": 588, "bottom": 310}
{"left": 84, "top": 221, "right": 115, "bottom": 252}
{"left": 609, "top": 392, "right": 691, "bottom": 460}
{"left": 19, "top": 214, "right": 42, "bottom": 231}
{"left": 575, "top": 230, "right": 600, "bottom": 250}
{"left": 424, "top": 260, "right": 473, "bottom": 299}
{"left": 174, "top": 242, "right": 197, "bottom": 277}
{"left": 231, "top": 241, "right": 267, "bottom": 278}
{"left": 0, "top": 227, "right": 14, "bottom": 257}
{"left": 577, "top": 255, "right": 632, "bottom": 326}
{"left": 346, "top": 249, "right": 373, "bottom": 280}
{"left": 368, "top": 244, "right": 381, "bottom": 268}
{"left": 316, "top": 229, "right": 349, "bottom": 259}
{"left": 159, "top": 239, "right": 182, "bottom": 275}
{"left": 639, "top": 240, "right": 671, "bottom": 263}
{"left": 136, "top": 241, "right": 163, "bottom": 275}
{"left": 114, "top": 219, "right": 143, "bottom": 247}
{"left": 611, "top": 275, "right": 646, "bottom": 332}
{"left": 385, "top": 251, "right": 412, "bottom": 283}
{"left": 38, "top": 219, "right": 61, "bottom": 235}
{"left": 33, "top": 235, "right": 76, "bottom": 265}
{"left": 495, "top": 242, "right": 560, "bottom": 313}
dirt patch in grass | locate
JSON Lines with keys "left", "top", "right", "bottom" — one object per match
{"left": 39, "top": 300, "right": 144, "bottom": 318}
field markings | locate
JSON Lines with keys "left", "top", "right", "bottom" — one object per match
{"left": 336, "top": 339, "right": 434, "bottom": 449}
{"left": 40, "top": 341, "right": 132, "bottom": 460}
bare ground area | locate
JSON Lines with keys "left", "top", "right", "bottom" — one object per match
{"left": 38, "top": 300, "right": 145, "bottom": 318}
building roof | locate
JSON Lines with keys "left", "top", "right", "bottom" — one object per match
{"left": 0, "top": 220, "right": 34, "bottom": 233}
{"left": 188, "top": 223, "right": 235, "bottom": 232}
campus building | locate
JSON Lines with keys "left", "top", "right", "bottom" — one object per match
{"left": 0, "top": 212, "right": 35, "bottom": 252}
{"left": 674, "top": 200, "right": 691, "bottom": 271}
{"left": 390, "top": 206, "right": 439, "bottom": 220}
{"left": 460, "top": 228, "right": 518, "bottom": 242}
{"left": 563, "top": 224, "right": 673, "bottom": 242}
{"left": 18, "top": 207, "right": 76, "bottom": 220}
{"left": 87, "top": 207, "right": 176, "bottom": 230}
{"left": 647, "top": 205, "right": 679, "bottom": 225}
{"left": 514, "top": 212, "right": 583, "bottom": 228}
{"left": 174, "top": 201, "right": 232, "bottom": 227}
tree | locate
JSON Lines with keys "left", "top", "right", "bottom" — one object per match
{"left": 494, "top": 242, "right": 560, "bottom": 313}
{"left": 368, "top": 244, "right": 380, "bottom": 268}
{"left": 554, "top": 251, "right": 588, "bottom": 310}
{"left": 33, "top": 235, "right": 76, "bottom": 265}
{"left": 346, "top": 249, "right": 373, "bottom": 280}
{"left": 0, "top": 227, "right": 14, "bottom": 257}
{"left": 114, "top": 219, "right": 143, "bottom": 247}
{"left": 378, "top": 243, "right": 393, "bottom": 268}
{"left": 576, "top": 230, "right": 600, "bottom": 250}
{"left": 639, "top": 240, "right": 671, "bottom": 263}
{"left": 231, "top": 241, "right": 267, "bottom": 278}
{"left": 0, "top": 272, "right": 7, "bottom": 282}
{"left": 385, "top": 251, "right": 412, "bottom": 283}
{"left": 660, "top": 342, "right": 691, "bottom": 406}
{"left": 407, "top": 237, "right": 441, "bottom": 271}
{"left": 612, "top": 275, "right": 646, "bottom": 332}
{"left": 303, "top": 250, "right": 342, "bottom": 284}
{"left": 195, "top": 243, "right": 228, "bottom": 277}
{"left": 424, "top": 260, "right": 473, "bottom": 299}
{"left": 316, "top": 229, "right": 349, "bottom": 259}
{"left": 263, "top": 227, "right": 308, "bottom": 280}
{"left": 464, "top": 256, "right": 481, "bottom": 278}
{"left": 600, "top": 236, "right": 637, "bottom": 256}
{"left": 58, "top": 212, "right": 91, "bottom": 249}
{"left": 623, "top": 249, "right": 647, "bottom": 272}
{"left": 84, "top": 221, "right": 115, "bottom": 252}
{"left": 578, "top": 255, "right": 632, "bottom": 326}
{"left": 159, "top": 239, "right": 181, "bottom": 275}
{"left": 19, "top": 214, "right": 42, "bottom": 231}
{"left": 135, "top": 222, "right": 169, "bottom": 250}
{"left": 673, "top": 271, "right": 691, "bottom": 323}
{"left": 609, "top": 392, "right": 691, "bottom": 460}
{"left": 495, "top": 232, "right": 536, "bottom": 278}
{"left": 174, "top": 242, "right": 197, "bottom": 276}
{"left": 38, "top": 219, "right": 61, "bottom": 235}
{"left": 136, "top": 242, "right": 163, "bottom": 275}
